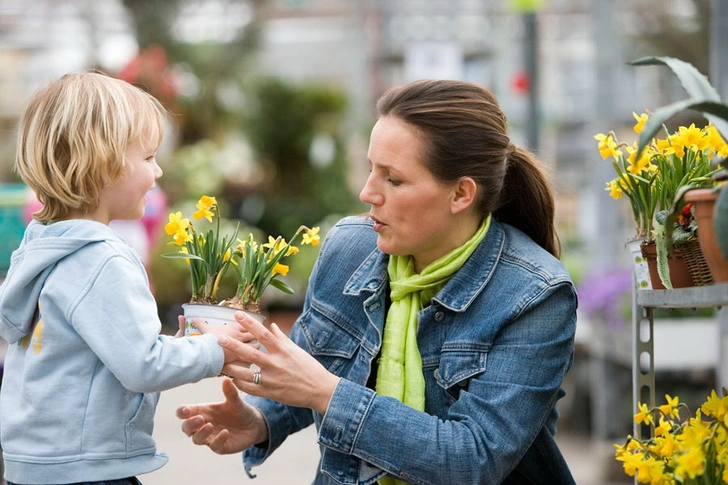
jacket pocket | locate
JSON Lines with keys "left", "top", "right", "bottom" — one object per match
{"left": 125, "top": 392, "right": 159, "bottom": 454}
{"left": 433, "top": 346, "right": 489, "bottom": 400}
{"left": 298, "top": 302, "right": 362, "bottom": 375}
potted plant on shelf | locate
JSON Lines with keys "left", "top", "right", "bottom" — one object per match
{"left": 162, "top": 195, "right": 321, "bottom": 335}
{"left": 631, "top": 56, "right": 728, "bottom": 284}
{"left": 594, "top": 117, "right": 720, "bottom": 288}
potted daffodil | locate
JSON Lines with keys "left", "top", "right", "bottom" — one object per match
{"left": 163, "top": 195, "right": 321, "bottom": 335}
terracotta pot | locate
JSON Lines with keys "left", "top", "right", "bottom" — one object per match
{"left": 684, "top": 188, "right": 728, "bottom": 283}
{"left": 640, "top": 242, "right": 695, "bottom": 289}
{"left": 182, "top": 303, "right": 266, "bottom": 337}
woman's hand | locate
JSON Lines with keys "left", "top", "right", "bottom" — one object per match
{"left": 192, "top": 317, "right": 260, "bottom": 365}
{"left": 217, "top": 312, "right": 341, "bottom": 415}
{"left": 176, "top": 378, "right": 269, "bottom": 454}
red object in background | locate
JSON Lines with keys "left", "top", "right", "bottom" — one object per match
{"left": 511, "top": 70, "right": 530, "bottom": 96}
{"left": 117, "top": 44, "right": 178, "bottom": 103}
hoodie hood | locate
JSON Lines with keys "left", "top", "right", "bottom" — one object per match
{"left": 0, "top": 219, "right": 121, "bottom": 343}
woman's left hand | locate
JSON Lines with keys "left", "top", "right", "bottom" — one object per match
{"left": 217, "top": 311, "right": 340, "bottom": 415}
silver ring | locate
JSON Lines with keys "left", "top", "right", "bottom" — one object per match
{"left": 252, "top": 369, "right": 262, "bottom": 385}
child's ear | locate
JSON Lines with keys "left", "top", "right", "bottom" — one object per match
{"left": 451, "top": 177, "right": 477, "bottom": 214}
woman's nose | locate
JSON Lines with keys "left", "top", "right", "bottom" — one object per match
{"left": 359, "top": 178, "right": 381, "bottom": 205}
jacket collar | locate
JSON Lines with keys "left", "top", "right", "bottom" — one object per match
{"left": 343, "top": 219, "right": 506, "bottom": 312}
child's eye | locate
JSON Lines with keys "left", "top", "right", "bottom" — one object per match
{"left": 388, "top": 178, "right": 401, "bottom": 186}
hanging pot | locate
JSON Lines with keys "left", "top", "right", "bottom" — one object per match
{"left": 684, "top": 188, "right": 728, "bottom": 283}
{"left": 640, "top": 241, "right": 695, "bottom": 289}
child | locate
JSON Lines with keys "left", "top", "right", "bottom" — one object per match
{"left": 0, "top": 72, "right": 252, "bottom": 485}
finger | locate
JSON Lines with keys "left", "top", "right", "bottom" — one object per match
{"left": 179, "top": 415, "right": 206, "bottom": 437}
{"left": 176, "top": 404, "right": 198, "bottom": 420}
{"left": 218, "top": 334, "right": 266, "bottom": 365}
{"left": 221, "top": 362, "right": 256, "bottom": 386}
{"left": 190, "top": 423, "right": 216, "bottom": 446}
{"left": 221, "top": 375, "right": 242, "bottom": 403}
{"left": 207, "top": 428, "right": 231, "bottom": 454}
{"left": 234, "top": 312, "right": 272, "bottom": 342}
{"left": 192, "top": 317, "right": 211, "bottom": 333}
{"left": 268, "top": 322, "right": 286, "bottom": 339}
{"left": 174, "top": 315, "right": 186, "bottom": 338}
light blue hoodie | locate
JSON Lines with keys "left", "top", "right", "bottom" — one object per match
{"left": 0, "top": 219, "right": 224, "bottom": 484}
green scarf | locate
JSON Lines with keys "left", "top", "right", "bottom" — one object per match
{"left": 376, "top": 216, "right": 490, "bottom": 485}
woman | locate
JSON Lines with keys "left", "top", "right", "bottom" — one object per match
{"left": 177, "top": 79, "right": 578, "bottom": 484}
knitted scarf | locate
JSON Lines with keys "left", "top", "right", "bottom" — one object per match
{"left": 376, "top": 216, "right": 490, "bottom": 485}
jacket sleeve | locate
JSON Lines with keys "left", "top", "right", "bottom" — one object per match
{"left": 317, "top": 282, "right": 577, "bottom": 485}
{"left": 66, "top": 252, "right": 224, "bottom": 392}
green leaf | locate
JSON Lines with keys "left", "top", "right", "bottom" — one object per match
{"left": 269, "top": 279, "right": 295, "bottom": 295}
{"left": 162, "top": 252, "right": 206, "bottom": 262}
{"left": 653, "top": 220, "right": 673, "bottom": 289}
{"left": 630, "top": 56, "right": 720, "bottom": 102}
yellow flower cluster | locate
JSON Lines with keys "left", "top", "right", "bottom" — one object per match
{"left": 615, "top": 391, "right": 728, "bottom": 484}
{"left": 163, "top": 196, "right": 238, "bottom": 304}
{"left": 595, "top": 113, "right": 726, "bottom": 240}
{"left": 229, "top": 226, "right": 320, "bottom": 313}
{"left": 163, "top": 195, "right": 320, "bottom": 311}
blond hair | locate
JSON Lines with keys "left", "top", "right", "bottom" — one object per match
{"left": 15, "top": 72, "right": 167, "bottom": 222}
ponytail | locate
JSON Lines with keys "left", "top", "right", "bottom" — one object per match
{"left": 494, "top": 147, "right": 561, "bottom": 258}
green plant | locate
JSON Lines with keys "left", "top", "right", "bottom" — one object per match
{"left": 225, "top": 225, "right": 320, "bottom": 313}
{"left": 614, "top": 390, "right": 728, "bottom": 484}
{"left": 162, "top": 195, "right": 239, "bottom": 304}
{"left": 631, "top": 56, "right": 728, "bottom": 265}
{"left": 595, "top": 119, "right": 721, "bottom": 241}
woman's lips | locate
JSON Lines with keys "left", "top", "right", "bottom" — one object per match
{"left": 369, "top": 215, "right": 384, "bottom": 232}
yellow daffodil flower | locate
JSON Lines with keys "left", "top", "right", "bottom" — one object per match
{"left": 165, "top": 211, "right": 190, "bottom": 235}
{"left": 193, "top": 195, "right": 218, "bottom": 222}
{"left": 302, "top": 226, "right": 321, "bottom": 246}
{"left": 701, "top": 389, "right": 728, "bottom": 423}
{"left": 633, "top": 111, "right": 649, "bottom": 133}
{"left": 594, "top": 133, "right": 620, "bottom": 160}
{"left": 634, "top": 402, "right": 654, "bottom": 426}
{"left": 659, "top": 394, "right": 680, "bottom": 419}
{"left": 272, "top": 263, "right": 289, "bottom": 276}
{"left": 605, "top": 179, "right": 623, "bottom": 199}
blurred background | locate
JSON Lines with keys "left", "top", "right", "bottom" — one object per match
{"left": 0, "top": 0, "right": 723, "bottom": 483}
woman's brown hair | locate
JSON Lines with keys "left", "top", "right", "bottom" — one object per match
{"left": 375, "top": 79, "right": 560, "bottom": 258}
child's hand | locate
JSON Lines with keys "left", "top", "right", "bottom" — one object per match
{"left": 173, "top": 315, "right": 186, "bottom": 338}
{"left": 191, "top": 317, "right": 260, "bottom": 365}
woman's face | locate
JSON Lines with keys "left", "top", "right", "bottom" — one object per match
{"left": 360, "top": 116, "right": 476, "bottom": 272}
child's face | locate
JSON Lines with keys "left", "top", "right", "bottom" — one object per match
{"left": 96, "top": 140, "right": 163, "bottom": 224}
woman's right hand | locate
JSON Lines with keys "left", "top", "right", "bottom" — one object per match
{"left": 175, "top": 378, "right": 269, "bottom": 455}
{"left": 191, "top": 317, "right": 260, "bottom": 366}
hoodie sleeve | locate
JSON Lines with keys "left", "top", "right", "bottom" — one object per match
{"left": 64, "top": 250, "right": 224, "bottom": 393}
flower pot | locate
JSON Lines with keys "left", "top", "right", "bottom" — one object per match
{"left": 714, "top": 186, "right": 728, "bottom": 262}
{"left": 684, "top": 188, "right": 728, "bottom": 283}
{"left": 640, "top": 242, "right": 695, "bottom": 289}
{"left": 182, "top": 303, "right": 266, "bottom": 337}
{"left": 626, "top": 238, "right": 652, "bottom": 290}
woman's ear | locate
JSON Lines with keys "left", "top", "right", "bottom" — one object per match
{"left": 450, "top": 177, "right": 477, "bottom": 214}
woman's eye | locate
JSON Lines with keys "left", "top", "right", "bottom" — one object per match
{"left": 388, "top": 178, "right": 401, "bottom": 186}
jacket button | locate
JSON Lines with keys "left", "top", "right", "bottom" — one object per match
{"left": 434, "top": 311, "right": 445, "bottom": 322}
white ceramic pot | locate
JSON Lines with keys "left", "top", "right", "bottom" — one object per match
{"left": 182, "top": 303, "right": 266, "bottom": 337}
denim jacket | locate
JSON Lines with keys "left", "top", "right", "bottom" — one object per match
{"left": 244, "top": 216, "right": 577, "bottom": 485}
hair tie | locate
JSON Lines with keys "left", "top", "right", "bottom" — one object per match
{"left": 506, "top": 143, "right": 517, "bottom": 155}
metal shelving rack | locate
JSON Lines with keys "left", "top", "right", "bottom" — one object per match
{"left": 631, "top": 282, "right": 728, "bottom": 439}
